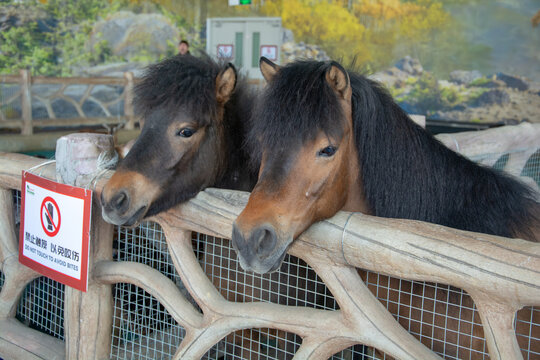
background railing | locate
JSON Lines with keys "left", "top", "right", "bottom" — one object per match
{"left": 0, "top": 123, "right": 539, "bottom": 360}
{"left": 0, "top": 70, "right": 136, "bottom": 135}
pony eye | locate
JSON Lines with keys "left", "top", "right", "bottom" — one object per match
{"left": 177, "top": 128, "right": 195, "bottom": 138}
{"left": 318, "top": 146, "right": 337, "bottom": 157}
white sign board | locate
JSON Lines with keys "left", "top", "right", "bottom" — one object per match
{"left": 217, "top": 44, "right": 234, "bottom": 59}
{"left": 19, "top": 172, "right": 92, "bottom": 292}
{"left": 260, "top": 45, "right": 278, "bottom": 61}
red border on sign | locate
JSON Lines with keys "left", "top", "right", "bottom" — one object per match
{"left": 19, "top": 171, "right": 92, "bottom": 292}
{"left": 40, "top": 196, "right": 61, "bottom": 237}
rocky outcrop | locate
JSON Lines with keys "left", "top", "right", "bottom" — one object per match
{"left": 472, "top": 89, "right": 511, "bottom": 107}
{"left": 394, "top": 56, "right": 424, "bottom": 76}
{"left": 88, "top": 11, "right": 179, "bottom": 62}
{"left": 372, "top": 57, "right": 540, "bottom": 124}
{"left": 449, "top": 70, "right": 482, "bottom": 85}
{"left": 0, "top": 5, "right": 55, "bottom": 33}
{"left": 281, "top": 41, "right": 330, "bottom": 63}
{"left": 495, "top": 73, "right": 529, "bottom": 91}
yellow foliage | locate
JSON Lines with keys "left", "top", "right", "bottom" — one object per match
{"left": 262, "top": 0, "right": 368, "bottom": 64}
{"left": 351, "top": 0, "right": 450, "bottom": 68}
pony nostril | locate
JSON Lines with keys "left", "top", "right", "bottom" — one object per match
{"left": 254, "top": 227, "right": 277, "bottom": 258}
{"left": 111, "top": 191, "right": 129, "bottom": 213}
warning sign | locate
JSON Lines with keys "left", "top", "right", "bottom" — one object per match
{"left": 217, "top": 44, "right": 234, "bottom": 59}
{"left": 260, "top": 45, "right": 277, "bottom": 61}
{"left": 19, "top": 171, "right": 92, "bottom": 292}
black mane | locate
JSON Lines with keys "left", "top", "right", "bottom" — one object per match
{"left": 251, "top": 59, "right": 540, "bottom": 240}
{"left": 135, "top": 54, "right": 227, "bottom": 127}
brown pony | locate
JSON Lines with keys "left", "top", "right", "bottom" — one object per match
{"left": 101, "top": 55, "right": 256, "bottom": 226}
{"left": 231, "top": 57, "right": 540, "bottom": 357}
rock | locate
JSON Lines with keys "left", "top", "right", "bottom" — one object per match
{"left": 495, "top": 72, "right": 529, "bottom": 91}
{"left": 0, "top": 5, "right": 54, "bottom": 33}
{"left": 281, "top": 41, "right": 330, "bottom": 63}
{"left": 394, "top": 56, "right": 423, "bottom": 76}
{"left": 449, "top": 70, "right": 482, "bottom": 85}
{"left": 88, "top": 11, "right": 179, "bottom": 61}
{"left": 472, "top": 89, "right": 511, "bottom": 107}
{"left": 476, "top": 79, "right": 505, "bottom": 88}
{"left": 370, "top": 67, "right": 410, "bottom": 88}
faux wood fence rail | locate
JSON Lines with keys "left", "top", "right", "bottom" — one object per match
{"left": 0, "top": 123, "right": 539, "bottom": 360}
{"left": 0, "top": 70, "right": 136, "bottom": 135}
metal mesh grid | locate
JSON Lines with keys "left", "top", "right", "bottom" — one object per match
{"left": 11, "top": 189, "right": 66, "bottom": 341}
{"left": 193, "top": 233, "right": 377, "bottom": 359}
{"left": 0, "top": 82, "right": 21, "bottom": 121}
{"left": 470, "top": 148, "right": 540, "bottom": 190}
{"left": 516, "top": 306, "right": 540, "bottom": 359}
{"left": 16, "top": 276, "right": 65, "bottom": 340}
{"left": 111, "top": 222, "right": 189, "bottom": 360}
{"left": 362, "top": 273, "right": 488, "bottom": 360}
{"left": 111, "top": 283, "right": 186, "bottom": 359}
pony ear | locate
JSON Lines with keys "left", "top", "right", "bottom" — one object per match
{"left": 216, "top": 63, "right": 237, "bottom": 104}
{"left": 260, "top": 57, "right": 280, "bottom": 82}
{"left": 325, "top": 62, "right": 351, "bottom": 101}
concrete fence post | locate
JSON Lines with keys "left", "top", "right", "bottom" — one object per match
{"left": 55, "top": 133, "right": 115, "bottom": 359}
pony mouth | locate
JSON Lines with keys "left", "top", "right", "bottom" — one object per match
{"left": 238, "top": 245, "right": 289, "bottom": 274}
{"left": 122, "top": 206, "right": 148, "bottom": 227}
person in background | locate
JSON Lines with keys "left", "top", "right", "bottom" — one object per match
{"left": 178, "top": 40, "right": 190, "bottom": 55}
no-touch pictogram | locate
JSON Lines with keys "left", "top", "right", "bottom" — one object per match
{"left": 41, "top": 196, "right": 61, "bottom": 237}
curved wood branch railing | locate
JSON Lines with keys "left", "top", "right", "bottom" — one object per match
{"left": 0, "top": 123, "right": 539, "bottom": 359}
{"left": 1, "top": 70, "right": 137, "bottom": 135}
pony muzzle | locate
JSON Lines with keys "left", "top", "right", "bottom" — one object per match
{"left": 100, "top": 187, "right": 149, "bottom": 227}
{"left": 100, "top": 170, "right": 160, "bottom": 227}
{"left": 231, "top": 222, "right": 289, "bottom": 274}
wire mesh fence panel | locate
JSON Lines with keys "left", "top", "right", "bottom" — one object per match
{"left": 194, "top": 233, "right": 373, "bottom": 359}
{"left": 361, "top": 273, "right": 489, "bottom": 360}
{"left": 111, "top": 222, "right": 191, "bottom": 360}
{"left": 469, "top": 148, "right": 540, "bottom": 191}
{"left": 0, "top": 82, "right": 22, "bottom": 122}
{"left": 516, "top": 306, "right": 540, "bottom": 360}
{"left": 521, "top": 149, "right": 540, "bottom": 189}
{"left": 111, "top": 283, "right": 186, "bottom": 360}
{"left": 16, "top": 276, "right": 65, "bottom": 340}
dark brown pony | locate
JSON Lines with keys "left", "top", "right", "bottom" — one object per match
{"left": 231, "top": 57, "right": 540, "bottom": 357}
{"left": 101, "top": 54, "right": 256, "bottom": 225}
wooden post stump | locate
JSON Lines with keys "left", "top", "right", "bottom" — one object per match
{"left": 55, "top": 133, "right": 116, "bottom": 187}
{"left": 56, "top": 133, "right": 114, "bottom": 360}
